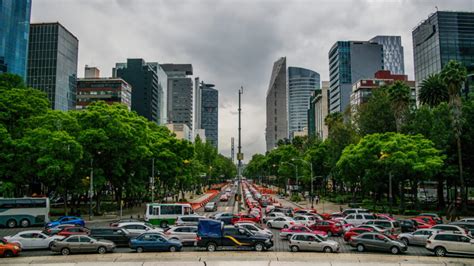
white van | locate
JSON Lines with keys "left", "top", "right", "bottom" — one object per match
{"left": 344, "top": 213, "right": 375, "bottom": 226}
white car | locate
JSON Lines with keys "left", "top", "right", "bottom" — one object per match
{"left": 293, "top": 215, "right": 317, "bottom": 226}
{"left": 431, "top": 224, "right": 468, "bottom": 235}
{"left": 266, "top": 217, "right": 295, "bottom": 229}
{"left": 342, "top": 208, "right": 369, "bottom": 216}
{"left": 344, "top": 213, "right": 375, "bottom": 226}
{"left": 458, "top": 218, "right": 474, "bottom": 223}
{"left": 164, "top": 226, "right": 197, "bottom": 245}
{"left": 235, "top": 222, "right": 273, "bottom": 238}
{"left": 4, "top": 230, "right": 64, "bottom": 249}
{"left": 262, "top": 212, "right": 286, "bottom": 223}
{"left": 117, "top": 222, "right": 163, "bottom": 237}
{"left": 426, "top": 232, "right": 474, "bottom": 256}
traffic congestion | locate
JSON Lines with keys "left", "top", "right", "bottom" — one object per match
{"left": 0, "top": 181, "right": 473, "bottom": 259}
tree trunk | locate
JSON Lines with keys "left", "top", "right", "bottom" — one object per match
{"left": 437, "top": 178, "right": 446, "bottom": 210}
{"left": 63, "top": 189, "right": 68, "bottom": 216}
{"left": 456, "top": 136, "right": 466, "bottom": 212}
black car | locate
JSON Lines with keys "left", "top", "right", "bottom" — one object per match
{"left": 196, "top": 220, "right": 273, "bottom": 251}
{"left": 399, "top": 219, "right": 416, "bottom": 233}
{"left": 89, "top": 227, "right": 131, "bottom": 246}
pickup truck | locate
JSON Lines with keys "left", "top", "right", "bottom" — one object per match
{"left": 196, "top": 219, "right": 273, "bottom": 252}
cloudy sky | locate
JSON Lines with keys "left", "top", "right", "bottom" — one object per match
{"left": 32, "top": 0, "right": 474, "bottom": 162}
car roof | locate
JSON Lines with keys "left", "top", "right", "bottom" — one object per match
{"left": 17, "top": 230, "right": 43, "bottom": 234}
{"left": 118, "top": 222, "right": 146, "bottom": 226}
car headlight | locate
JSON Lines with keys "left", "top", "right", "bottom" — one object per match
{"left": 14, "top": 246, "right": 19, "bottom": 250}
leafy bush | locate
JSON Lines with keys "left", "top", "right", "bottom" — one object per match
{"left": 403, "top": 209, "right": 419, "bottom": 215}
{"left": 290, "top": 194, "right": 302, "bottom": 202}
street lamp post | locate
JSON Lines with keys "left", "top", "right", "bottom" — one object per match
{"left": 293, "top": 158, "right": 314, "bottom": 208}
{"left": 237, "top": 86, "right": 243, "bottom": 212}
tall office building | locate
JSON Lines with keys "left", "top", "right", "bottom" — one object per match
{"left": 288, "top": 67, "right": 320, "bottom": 138}
{"left": 266, "top": 57, "right": 288, "bottom": 151}
{"left": 113, "top": 59, "right": 167, "bottom": 124}
{"left": 413, "top": 11, "right": 474, "bottom": 94}
{"left": 370, "top": 35, "right": 405, "bottom": 74}
{"left": 27, "top": 22, "right": 78, "bottom": 111}
{"left": 0, "top": 0, "right": 31, "bottom": 79}
{"left": 161, "top": 64, "right": 193, "bottom": 129}
{"left": 328, "top": 41, "right": 383, "bottom": 114}
{"left": 200, "top": 82, "right": 218, "bottom": 149}
{"left": 308, "top": 81, "right": 329, "bottom": 140}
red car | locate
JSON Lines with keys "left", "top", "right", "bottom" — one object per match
{"left": 232, "top": 213, "right": 260, "bottom": 224}
{"left": 279, "top": 225, "right": 327, "bottom": 239}
{"left": 309, "top": 220, "right": 343, "bottom": 236}
{"left": 343, "top": 227, "right": 373, "bottom": 242}
{"left": 220, "top": 195, "right": 229, "bottom": 202}
{"left": 414, "top": 216, "right": 437, "bottom": 226}
{"left": 375, "top": 214, "right": 395, "bottom": 221}
{"left": 0, "top": 238, "right": 21, "bottom": 257}
{"left": 57, "top": 226, "right": 90, "bottom": 236}
{"left": 410, "top": 218, "right": 433, "bottom": 229}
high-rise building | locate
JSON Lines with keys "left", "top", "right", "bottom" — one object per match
{"left": 200, "top": 82, "right": 218, "bottom": 149}
{"left": 27, "top": 22, "right": 78, "bottom": 111}
{"left": 266, "top": 57, "right": 287, "bottom": 151}
{"left": 113, "top": 59, "right": 167, "bottom": 124}
{"left": 77, "top": 67, "right": 132, "bottom": 111}
{"left": 413, "top": 11, "right": 474, "bottom": 94}
{"left": 288, "top": 67, "right": 320, "bottom": 138}
{"left": 194, "top": 77, "right": 201, "bottom": 132}
{"left": 161, "top": 64, "right": 193, "bottom": 130}
{"left": 0, "top": 0, "right": 31, "bottom": 79}
{"left": 369, "top": 35, "right": 405, "bottom": 74}
{"left": 328, "top": 41, "right": 384, "bottom": 114}
{"left": 308, "top": 81, "right": 329, "bottom": 140}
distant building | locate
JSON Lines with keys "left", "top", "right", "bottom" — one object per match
{"left": 293, "top": 128, "right": 308, "bottom": 138}
{"left": 166, "top": 123, "right": 192, "bottom": 141}
{"left": 27, "top": 22, "right": 78, "bottom": 111}
{"left": 369, "top": 35, "right": 405, "bottom": 74}
{"left": 288, "top": 67, "right": 320, "bottom": 138}
{"left": 266, "top": 57, "right": 288, "bottom": 151}
{"left": 76, "top": 66, "right": 132, "bottom": 110}
{"left": 308, "top": 81, "right": 329, "bottom": 140}
{"left": 161, "top": 64, "right": 193, "bottom": 130}
{"left": 328, "top": 41, "right": 384, "bottom": 114}
{"left": 84, "top": 65, "right": 100, "bottom": 78}
{"left": 0, "top": 0, "right": 31, "bottom": 79}
{"left": 200, "top": 82, "right": 218, "bottom": 149}
{"left": 412, "top": 11, "right": 474, "bottom": 96}
{"left": 194, "top": 77, "right": 201, "bottom": 132}
{"left": 194, "top": 128, "right": 206, "bottom": 143}
{"left": 113, "top": 59, "right": 167, "bottom": 124}
{"left": 350, "top": 70, "right": 416, "bottom": 115}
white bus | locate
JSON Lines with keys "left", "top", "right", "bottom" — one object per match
{"left": 0, "top": 198, "right": 50, "bottom": 228}
{"left": 145, "top": 203, "right": 194, "bottom": 228}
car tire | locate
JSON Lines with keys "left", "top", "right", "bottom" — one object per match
{"left": 400, "top": 238, "right": 409, "bottom": 246}
{"left": 255, "top": 242, "right": 264, "bottom": 252}
{"left": 48, "top": 242, "right": 55, "bottom": 249}
{"left": 20, "top": 219, "right": 30, "bottom": 228}
{"left": 136, "top": 247, "right": 144, "bottom": 253}
{"left": 434, "top": 247, "right": 446, "bottom": 257}
{"left": 61, "top": 248, "right": 71, "bottom": 256}
{"left": 97, "top": 246, "right": 107, "bottom": 254}
{"left": 390, "top": 246, "right": 400, "bottom": 255}
{"left": 4, "top": 250, "right": 14, "bottom": 257}
{"left": 356, "top": 244, "right": 365, "bottom": 252}
{"left": 290, "top": 245, "right": 299, "bottom": 252}
{"left": 160, "top": 221, "right": 168, "bottom": 228}
{"left": 323, "top": 246, "right": 333, "bottom": 253}
{"left": 283, "top": 225, "right": 289, "bottom": 229}
{"left": 207, "top": 242, "right": 217, "bottom": 252}
{"left": 169, "top": 246, "right": 177, "bottom": 252}
{"left": 267, "top": 223, "right": 272, "bottom": 228}
{"left": 6, "top": 219, "right": 16, "bottom": 228}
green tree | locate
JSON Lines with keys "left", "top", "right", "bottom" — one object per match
{"left": 354, "top": 86, "right": 396, "bottom": 135}
{"left": 419, "top": 74, "right": 449, "bottom": 107}
{"left": 387, "top": 81, "right": 411, "bottom": 132}
{"left": 440, "top": 60, "right": 468, "bottom": 207}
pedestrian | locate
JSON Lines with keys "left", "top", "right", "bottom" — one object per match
{"left": 315, "top": 195, "right": 320, "bottom": 205}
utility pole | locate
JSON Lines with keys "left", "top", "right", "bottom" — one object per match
{"left": 151, "top": 158, "right": 155, "bottom": 202}
{"left": 231, "top": 137, "right": 235, "bottom": 164}
{"left": 237, "top": 87, "right": 243, "bottom": 212}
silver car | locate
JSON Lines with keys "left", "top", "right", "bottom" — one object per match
{"left": 349, "top": 232, "right": 407, "bottom": 254}
{"left": 165, "top": 226, "right": 197, "bottom": 245}
{"left": 50, "top": 235, "right": 115, "bottom": 255}
{"left": 235, "top": 222, "right": 273, "bottom": 238}
{"left": 288, "top": 233, "right": 339, "bottom": 253}
{"left": 398, "top": 229, "right": 438, "bottom": 246}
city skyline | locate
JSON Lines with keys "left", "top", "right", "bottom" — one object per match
{"left": 30, "top": 0, "right": 474, "bottom": 161}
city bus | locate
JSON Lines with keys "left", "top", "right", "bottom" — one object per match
{"left": 0, "top": 197, "right": 50, "bottom": 228}
{"left": 145, "top": 203, "right": 194, "bottom": 228}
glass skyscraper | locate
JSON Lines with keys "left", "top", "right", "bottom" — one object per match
{"left": 370, "top": 35, "right": 405, "bottom": 74}
{"left": 162, "top": 64, "right": 193, "bottom": 129}
{"left": 27, "top": 23, "right": 78, "bottom": 111}
{"left": 287, "top": 67, "right": 320, "bottom": 137}
{"left": 265, "top": 57, "right": 287, "bottom": 151}
{"left": 328, "top": 41, "right": 384, "bottom": 113}
{"left": 0, "top": 0, "right": 32, "bottom": 79}
{"left": 200, "top": 82, "right": 218, "bottom": 149}
{"left": 413, "top": 11, "right": 474, "bottom": 93}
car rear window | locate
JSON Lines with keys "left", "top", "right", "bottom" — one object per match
{"left": 364, "top": 215, "right": 375, "bottom": 219}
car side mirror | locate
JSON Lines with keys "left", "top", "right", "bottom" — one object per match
{"left": 384, "top": 239, "right": 389, "bottom": 242}
{"left": 145, "top": 228, "right": 150, "bottom": 231}
{"left": 470, "top": 239, "right": 474, "bottom": 244}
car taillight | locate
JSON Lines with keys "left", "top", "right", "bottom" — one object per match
{"left": 290, "top": 222, "right": 294, "bottom": 225}
{"left": 196, "top": 236, "right": 201, "bottom": 241}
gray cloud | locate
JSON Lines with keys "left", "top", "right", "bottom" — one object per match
{"left": 31, "top": 0, "right": 474, "bottom": 162}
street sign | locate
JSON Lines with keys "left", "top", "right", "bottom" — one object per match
{"left": 237, "top": 153, "right": 244, "bottom": 161}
